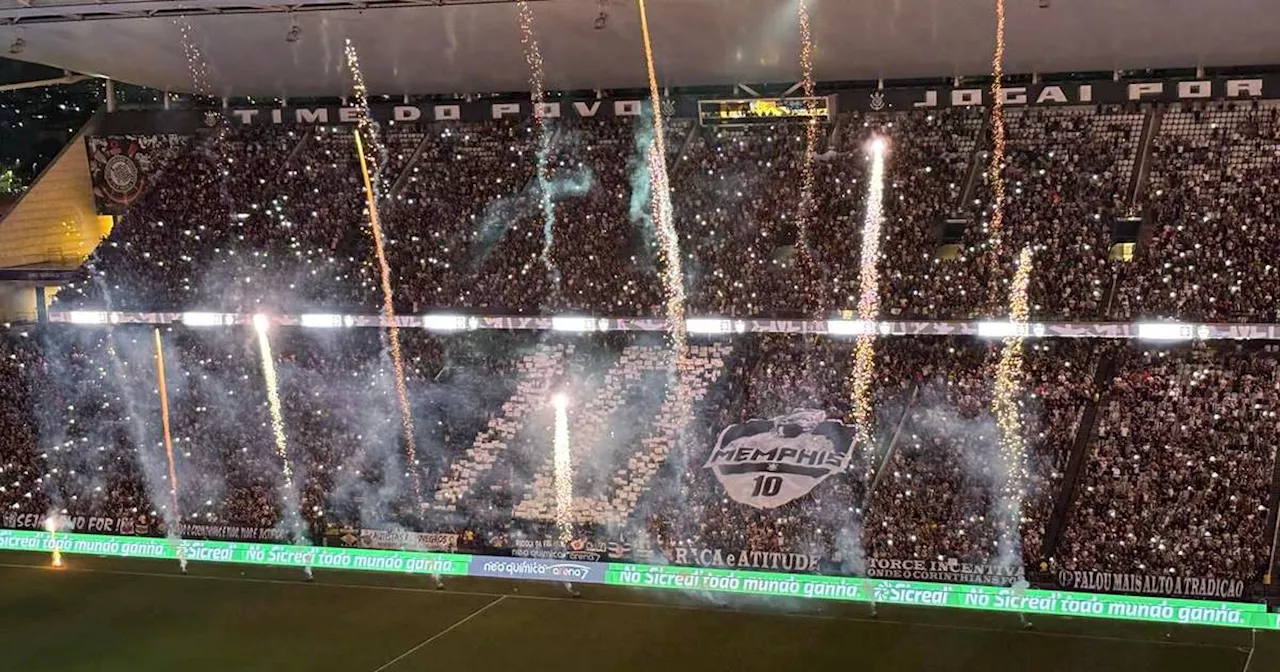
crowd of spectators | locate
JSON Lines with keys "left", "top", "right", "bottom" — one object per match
{"left": 4, "top": 100, "right": 1280, "bottom": 592}
{"left": 0, "top": 322, "right": 1274, "bottom": 586}
{"left": 1115, "top": 101, "right": 1280, "bottom": 322}
{"left": 1057, "top": 346, "right": 1280, "bottom": 581}
{"left": 55, "top": 101, "right": 1280, "bottom": 325}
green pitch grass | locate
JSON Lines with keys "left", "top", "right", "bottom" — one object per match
{"left": 0, "top": 551, "right": 1276, "bottom": 671}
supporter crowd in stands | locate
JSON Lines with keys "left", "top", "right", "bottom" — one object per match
{"left": 1057, "top": 346, "right": 1279, "bottom": 579}
{"left": 4, "top": 98, "right": 1280, "bottom": 596}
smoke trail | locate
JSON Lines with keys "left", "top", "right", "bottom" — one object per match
{"left": 103, "top": 333, "right": 188, "bottom": 563}
{"left": 626, "top": 118, "right": 661, "bottom": 261}
{"left": 516, "top": 1, "right": 559, "bottom": 288}
{"left": 152, "top": 328, "right": 188, "bottom": 571}
{"left": 636, "top": 0, "right": 687, "bottom": 357}
{"left": 552, "top": 392, "right": 572, "bottom": 544}
{"left": 992, "top": 248, "right": 1033, "bottom": 565}
{"left": 252, "top": 315, "right": 307, "bottom": 551}
{"left": 470, "top": 166, "right": 595, "bottom": 271}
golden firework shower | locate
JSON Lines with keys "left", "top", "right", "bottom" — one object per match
{"left": 45, "top": 515, "right": 62, "bottom": 568}
{"left": 992, "top": 247, "right": 1033, "bottom": 552}
{"left": 986, "top": 0, "right": 1008, "bottom": 251}
{"left": 153, "top": 328, "right": 188, "bottom": 570}
{"left": 795, "top": 0, "right": 817, "bottom": 258}
{"left": 516, "top": 2, "right": 558, "bottom": 282}
{"left": 253, "top": 315, "right": 295, "bottom": 496}
{"left": 637, "top": 0, "right": 688, "bottom": 357}
{"left": 849, "top": 138, "right": 888, "bottom": 461}
{"left": 344, "top": 40, "right": 387, "bottom": 190}
{"left": 552, "top": 393, "right": 573, "bottom": 545}
{"left": 346, "top": 41, "right": 420, "bottom": 504}
{"left": 353, "top": 129, "right": 422, "bottom": 505}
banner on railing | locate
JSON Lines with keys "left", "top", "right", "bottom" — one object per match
{"left": 328, "top": 528, "right": 459, "bottom": 553}
{"left": 1056, "top": 569, "right": 1246, "bottom": 600}
{"left": 867, "top": 556, "right": 1026, "bottom": 587}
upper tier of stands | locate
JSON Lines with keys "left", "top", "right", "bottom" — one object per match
{"left": 53, "top": 99, "right": 1280, "bottom": 323}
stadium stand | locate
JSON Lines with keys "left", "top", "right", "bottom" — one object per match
{"left": 6, "top": 91, "right": 1280, "bottom": 602}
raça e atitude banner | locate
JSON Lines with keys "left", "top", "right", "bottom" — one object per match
{"left": 2, "top": 529, "right": 1275, "bottom": 630}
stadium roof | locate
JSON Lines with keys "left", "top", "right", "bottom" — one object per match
{"left": 0, "top": 0, "right": 1276, "bottom": 98}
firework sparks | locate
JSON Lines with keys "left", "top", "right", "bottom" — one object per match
{"left": 516, "top": 2, "right": 558, "bottom": 286}
{"left": 346, "top": 41, "right": 420, "bottom": 503}
{"left": 637, "top": 0, "right": 687, "bottom": 357}
{"left": 992, "top": 247, "right": 1033, "bottom": 559}
{"left": 986, "top": 0, "right": 1008, "bottom": 252}
{"left": 796, "top": 0, "right": 817, "bottom": 258}
{"left": 850, "top": 137, "right": 888, "bottom": 464}
{"left": 252, "top": 315, "right": 306, "bottom": 546}
{"left": 44, "top": 515, "right": 62, "bottom": 568}
{"left": 153, "top": 328, "right": 187, "bottom": 571}
{"left": 344, "top": 40, "right": 388, "bottom": 192}
{"left": 552, "top": 393, "right": 572, "bottom": 544}
{"left": 176, "top": 17, "right": 210, "bottom": 97}
{"left": 353, "top": 129, "right": 422, "bottom": 505}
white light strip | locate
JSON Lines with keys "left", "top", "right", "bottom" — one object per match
{"left": 67, "top": 311, "right": 114, "bottom": 325}
{"left": 1137, "top": 322, "right": 1194, "bottom": 341}
{"left": 422, "top": 314, "right": 471, "bottom": 331}
{"left": 977, "top": 321, "right": 1048, "bottom": 338}
{"left": 686, "top": 318, "right": 732, "bottom": 335}
{"left": 182, "top": 312, "right": 231, "bottom": 327}
{"left": 826, "top": 319, "right": 878, "bottom": 336}
{"left": 34, "top": 312, "right": 1280, "bottom": 341}
{"left": 299, "top": 314, "right": 345, "bottom": 329}
{"left": 552, "top": 316, "right": 596, "bottom": 333}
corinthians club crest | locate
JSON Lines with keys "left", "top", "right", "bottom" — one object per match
{"left": 89, "top": 138, "right": 148, "bottom": 206}
{"left": 705, "top": 409, "right": 854, "bottom": 509}
{"left": 869, "top": 91, "right": 886, "bottom": 111}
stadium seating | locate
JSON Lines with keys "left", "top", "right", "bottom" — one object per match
{"left": 6, "top": 99, "right": 1280, "bottom": 597}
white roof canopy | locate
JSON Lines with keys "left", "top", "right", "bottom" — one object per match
{"left": 0, "top": 0, "right": 1276, "bottom": 97}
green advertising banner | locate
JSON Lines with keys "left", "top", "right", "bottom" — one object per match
{"left": 604, "top": 564, "right": 1279, "bottom": 630}
{"left": 3, "top": 529, "right": 1275, "bottom": 630}
{"left": 0, "top": 529, "right": 471, "bottom": 576}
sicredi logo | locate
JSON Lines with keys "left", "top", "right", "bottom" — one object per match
{"left": 705, "top": 409, "right": 854, "bottom": 509}
{"left": 474, "top": 558, "right": 605, "bottom": 583}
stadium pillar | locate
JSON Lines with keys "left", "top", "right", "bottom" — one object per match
{"left": 34, "top": 287, "right": 47, "bottom": 323}
{"left": 163, "top": 89, "right": 170, "bottom": 110}
{"left": 105, "top": 79, "right": 115, "bottom": 112}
